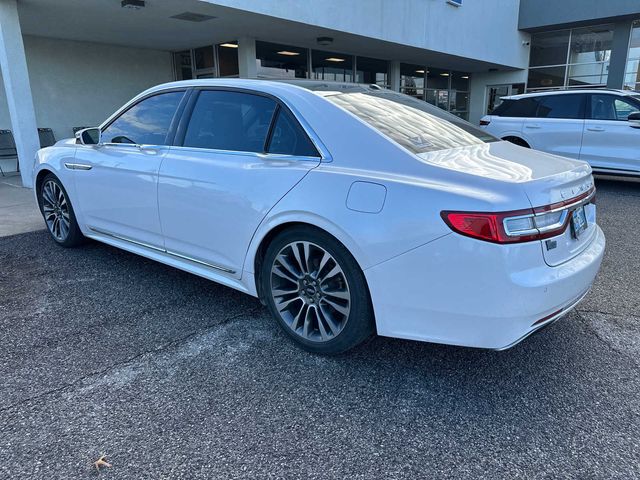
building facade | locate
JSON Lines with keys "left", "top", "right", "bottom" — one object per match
{"left": 0, "top": 0, "right": 639, "bottom": 185}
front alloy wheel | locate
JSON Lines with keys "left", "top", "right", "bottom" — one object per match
{"left": 262, "top": 226, "right": 374, "bottom": 354}
{"left": 38, "top": 173, "right": 84, "bottom": 247}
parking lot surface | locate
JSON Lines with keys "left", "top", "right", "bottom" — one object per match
{"left": 0, "top": 178, "right": 639, "bottom": 479}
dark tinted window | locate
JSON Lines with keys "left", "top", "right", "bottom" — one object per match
{"left": 536, "top": 94, "right": 585, "bottom": 119}
{"left": 102, "top": 91, "right": 184, "bottom": 145}
{"left": 490, "top": 98, "right": 539, "bottom": 117}
{"left": 590, "top": 94, "right": 640, "bottom": 121}
{"left": 267, "top": 108, "right": 319, "bottom": 157}
{"left": 183, "top": 90, "right": 277, "bottom": 152}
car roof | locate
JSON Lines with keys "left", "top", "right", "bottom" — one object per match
{"left": 503, "top": 88, "right": 637, "bottom": 101}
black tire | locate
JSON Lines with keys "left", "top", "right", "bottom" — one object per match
{"left": 38, "top": 173, "right": 85, "bottom": 247}
{"left": 260, "top": 225, "right": 375, "bottom": 355}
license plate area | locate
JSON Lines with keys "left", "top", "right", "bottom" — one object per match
{"left": 571, "top": 206, "right": 588, "bottom": 239}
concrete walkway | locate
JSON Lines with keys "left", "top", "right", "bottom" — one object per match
{"left": 0, "top": 173, "right": 43, "bottom": 237}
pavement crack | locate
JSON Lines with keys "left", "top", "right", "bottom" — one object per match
{"left": 0, "top": 306, "right": 263, "bottom": 414}
{"left": 574, "top": 309, "right": 639, "bottom": 366}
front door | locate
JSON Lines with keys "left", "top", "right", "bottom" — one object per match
{"left": 158, "top": 89, "right": 322, "bottom": 278}
{"left": 580, "top": 93, "right": 640, "bottom": 173}
{"left": 73, "top": 90, "right": 185, "bottom": 248}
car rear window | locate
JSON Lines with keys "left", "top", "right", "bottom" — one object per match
{"left": 318, "top": 89, "right": 497, "bottom": 154}
{"left": 491, "top": 98, "right": 539, "bottom": 117}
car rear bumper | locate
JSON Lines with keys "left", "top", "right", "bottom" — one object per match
{"left": 364, "top": 225, "right": 605, "bottom": 350}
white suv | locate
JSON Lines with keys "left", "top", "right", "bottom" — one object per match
{"left": 480, "top": 89, "right": 640, "bottom": 176}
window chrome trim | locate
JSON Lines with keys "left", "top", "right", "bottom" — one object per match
{"left": 167, "top": 144, "right": 321, "bottom": 162}
{"left": 88, "top": 227, "right": 236, "bottom": 274}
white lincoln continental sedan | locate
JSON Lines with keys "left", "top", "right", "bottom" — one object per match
{"left": 33, "top": 79, "right": 605, "bottom": 354}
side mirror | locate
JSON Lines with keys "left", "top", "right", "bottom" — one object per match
{"left": 76, "top": 127, "right": 101, "bottom": 145}
{"left": 628, "top": 112, "right": 640, "bottom": 123}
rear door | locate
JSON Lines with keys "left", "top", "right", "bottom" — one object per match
{"left": 482, "top": 97, "right": 538, "bottom": 139}
{"left": 521, "top": 93, "right": 586, "bottom": 159}
{"left": 158, "top": 89, "right": 322, "bottom": 278}
{"left": 580, "top": 93, "right": 640, "bottom": 173}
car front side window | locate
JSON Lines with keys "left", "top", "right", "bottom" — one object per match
{"left": 589, "top": 94, "right": 640, "bottom": 121}
{"left": 102, "top": 91, "right": 185, "bottom": 145}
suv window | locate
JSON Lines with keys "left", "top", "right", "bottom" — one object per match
{"left": 102, "top": 91, "right": 185, "bottom": 145}
{"left": 267, "top": 108, "right": 319, "bottom": 157}
{"left": 536, "top": 94, "right": 585, "bottom": 119}
{"left": 590, "top": 94, "right": 640, "bottom": 121}
{"left": 491, "top": 98, "right": 539, "bottom": 117}
{"left": 183, "top": 90, "right": 276, "bottom": 152}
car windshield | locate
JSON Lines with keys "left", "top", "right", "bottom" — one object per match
{"left": 292, "top": 83, "right": 497, "bottom": 154}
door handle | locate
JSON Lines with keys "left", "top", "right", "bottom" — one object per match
{"left": 525, "top": 124, "right": 541, "bottom": 129}
{"left": 137, "top": 145, "right": 160, "bottom": 155}
{"left": 586, "top": 127, "right": 605, "bottom": 132}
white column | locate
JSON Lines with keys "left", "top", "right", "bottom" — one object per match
{"left": 0, "top": 0, "right": 39, "bottom": 187}
{"left": 389, "top": 61, "right": 401, "bottom": 92}
{"left": 237, "top": 36, "right": 257, "bottom": 79}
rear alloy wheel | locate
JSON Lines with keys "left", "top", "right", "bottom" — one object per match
{"left": 261, "top": 226, "right": 374, "bottom": 354}
{"left": 38, "top": 174, "right": 84, "bottom": 247}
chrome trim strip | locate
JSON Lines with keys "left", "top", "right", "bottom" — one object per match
{"left": 165, "top": 249, "right": 236, "bottom": 274}
{"left": 64, "top": 162, "right": 92, "bottom": 170}
{"left": 88, "top": 227, "right": 236, "bottom": 274}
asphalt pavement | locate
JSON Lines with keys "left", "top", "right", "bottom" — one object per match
{"left": 0, "top": 177, "right": 638, "bottom": 479}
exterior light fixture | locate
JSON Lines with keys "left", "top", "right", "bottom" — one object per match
{"left": 317, "top": 36, "right": 334, "bottom": 46}
{"left": 277, "top": 51, "right": 300, "bottom": 56}
{"left": 415, "top": 69, "right": 425, "bottom": 74}
{"left": 440, "top": 73, "right": 450, "bottom": 76}
{"left": 219, "top": 43, "right": 238, "bottom": 48}
{"left": 461, "top": 75, "right": 469, "bottom": 79}
{"left": 325, "top": 57, "right": 345, "bottom": 62}
{"left": 121, "top": 0, "right": 145, "bottom": 8}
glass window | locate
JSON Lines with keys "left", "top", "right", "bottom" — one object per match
{"left": 589, "top": 94, "right": 640, "bottom": 121}
{"left": 427, "top": 68, "right": 450, "bottom": 89}
{"left": 530, "top": 30, "right": 571, "bottom": 67}
{"left": 320, "top": 89, "right": 496, "bottom": 154}
{"left": 174, "top": 51, "right": 193, "bottom": 80}
{"left": 256, "top": 41, "right": 308, "bottom": 79}
{"left": 194, "top": 46, "right": 214, "bottom": 70}
{"left": 312, "top": 50, "right": 354, "bottom": 82}
{"left": 569, "top": 25, "right": 613, "bottom": 65}
{"left": 183, "top": 90, "right": 277, "bottom": 152}
{"left": 491, "top": 98, "right": 539, "bottom": 117}
{"left": 102, "top": 91, "right": 185, "bottom": 145}
{"left": 400, "top": 63, "right": 425, "bottom": 99}
{"left": 527, "top": 66, "right": 567, "bottom": 89}
{"left": 450, "top": 72, "right": 470, "bottom": 91}
{"left": 267, "top": 108, "right": 319, "bottom": 157}
{"left": 568, "top": 62, "right": 608, "bottom": 87}
{"left": 356, "top": 56, "right": 388, "bottom": 87}
{"left": 217, "top": 42, "right": 239, "bottom": 77}
{"left": 624, "top": 20, "right": 640, "bottom": 90}
{"left": 536, "top": 94, "right": 585, "bottom": 119}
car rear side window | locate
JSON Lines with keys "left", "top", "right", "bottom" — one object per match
{"left": 183, "top": 90, "right": 277, "bottom": 152}
{"left": 536, "top": 94, "right": 585, "bottom": 119}
{"left": 266, "top": 107, "right": 319, "bottom": 157}
{"left": 102, "top": 91, "right": 185, "bottom": 145}
{"left": 491, "top": 98, "right": 539, "bottom": 117}
{"left": 323, "top": 90, "right": 496, "bottom": 154}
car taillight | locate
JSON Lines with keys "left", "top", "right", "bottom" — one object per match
{"left": 441, "top": 187, "right": 596, "bottom": 244}
{"left": 479, "top": 119, "right": 491, "bottom": 126}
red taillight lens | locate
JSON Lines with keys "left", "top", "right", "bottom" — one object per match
{"left": 479, "top": 119, "right": 491, "bottom": 126}
{"left": 441, "top": 186, "right": 596, "bottom": 244}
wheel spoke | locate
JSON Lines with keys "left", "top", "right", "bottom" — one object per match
{"left": 316, "top": 251, "right": 331, "bottom": 278}
{"left": 291, "top": 243, "right": 306, "bottom": 274}
{"left": 319, "top": 304, "right": 341, "bottom": 336}
{"left": 313, "top": 306, "right": 329, "bottom": 340}
{"left": 274, "top": 294, "right": 302, "bottom": 312}
{"left": 323, "top": 289, "right": 350, "bottom": 300}
{"left": 321, "top": 264, "right": 342, "bottom": 283}
{"left": 322, "top": 297, "right": 349, "bottom": 316}
{"left": 302, "top": 242, "right": 312, "bottom": 273}
{"left": 276, "top": 254, "right": 301, "bottom": 280}
{"left": 290, "top": 304, "right": 306, "bottom": 331}
{"left": 272, "top": 265, "right": 298, "bottom": 283}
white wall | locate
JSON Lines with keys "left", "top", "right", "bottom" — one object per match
{"left": 205, "top": 0, "right": 531, "bottom": 69}
{"left": 0, "top": 35, "right": 173, "bottom": 147}
{"left": 468, "top": 70, "right": 529, "bottom": 125}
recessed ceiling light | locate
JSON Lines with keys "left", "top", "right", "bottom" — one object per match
{"left": 277, "top": 51, "right": 300, "bottom": 56}
{"left": 219, "top": 43, "right": 238, "bottom": 48}
{"left": 415, "top": 69, "right": 425, "bottom": 74}
{"left": 317, "top": 36, "right": 334, "bottom": 46}
{"left": 440, "top": 73, "right": 450, "bottom": 76}
{"left": 461, "top": 75, "right": 469, "bottom": 79}
{"left": 325, "top": 57, "right": 345, "bottom": 62}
